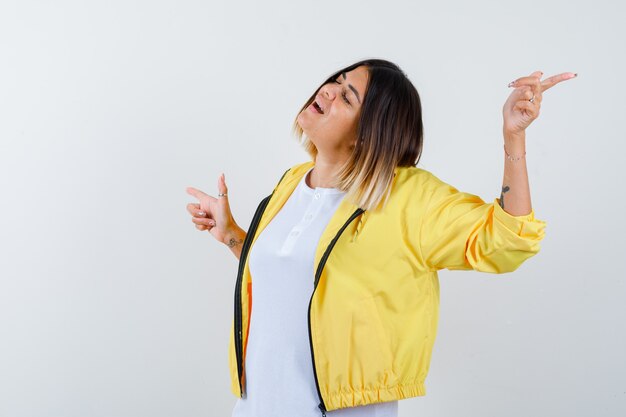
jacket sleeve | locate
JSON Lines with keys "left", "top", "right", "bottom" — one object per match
{"left": 418, "top": 173, "right": 547, "bottom": 273}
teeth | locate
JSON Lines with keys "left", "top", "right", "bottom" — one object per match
{"left": 315, "top": 101, "right": 324, "bottom": 114}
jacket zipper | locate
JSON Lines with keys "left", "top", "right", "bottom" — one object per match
{"left": 234, "top": 193, "right": 273, "bottom": 397}
{"left": 309, "top": 207, "right": 366, "bottom": 416}
{"left": 234, "top": 168, "right": 291, "bottom": 397}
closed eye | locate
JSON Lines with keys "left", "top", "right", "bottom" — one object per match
{"left": 334, "top": 80, "right": 351, "bottom": 105}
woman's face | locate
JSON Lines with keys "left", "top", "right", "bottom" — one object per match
{"left": 297, "top": 65, "right": 369, "bottom": 157}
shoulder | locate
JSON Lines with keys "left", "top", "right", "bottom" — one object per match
{"left": 389, "top": 166, "right": 465, "bottom": 217}
{"left": 271, "top": 160, "right": 314, "bottom": 190}
{"left": 287, "top": 160, "right": 315, "bottom": 174}
{"left": 393, "top": 165, "right": 449, "bottom": 193}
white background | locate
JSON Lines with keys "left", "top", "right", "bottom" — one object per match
{"left": 1, "top": 0, "right": 624, "bottom": 416}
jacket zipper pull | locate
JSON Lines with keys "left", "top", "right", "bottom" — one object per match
{"left": 318, "top": 402, "right": 327, "bottom": 417}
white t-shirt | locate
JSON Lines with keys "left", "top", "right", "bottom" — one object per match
{"left": 231, "top": 167, "right": 398, "bottom": 417}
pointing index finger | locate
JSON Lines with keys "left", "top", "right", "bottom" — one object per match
{"left": 186, "top": 186, "right": 210, "bottom": 200}
{"left": 541, "top": 72, "right": 577, "bottom": 92}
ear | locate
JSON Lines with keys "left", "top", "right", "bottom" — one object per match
{"left": 352, "top": 139, "right": 364, "bottom": 148}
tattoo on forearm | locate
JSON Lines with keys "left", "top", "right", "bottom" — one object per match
{"left": 499, "top": 185, "right": 510, "bottom": 209}
{"left": 227, "top": 237, "right": 243, "bottom": 248}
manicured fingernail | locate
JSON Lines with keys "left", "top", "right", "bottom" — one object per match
{"left": 198, "top": 211, "right": 205, "bottom": 216}
{"left": 508, "top": 80, "right": 516, "bottom": 87}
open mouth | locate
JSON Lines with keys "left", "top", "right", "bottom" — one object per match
{"left": 313, "top": 101, "right": 324, "bottom": 114}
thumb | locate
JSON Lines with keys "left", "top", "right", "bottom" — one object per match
{"left": 217, "top": 172, "right": 230, "bottom": 209}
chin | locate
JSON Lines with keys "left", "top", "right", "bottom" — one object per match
{"left": 296, "top": 118, "right": 314, "bottom": 140}
{"left": 297, "top": 112, "right": 313, "bottom": 132}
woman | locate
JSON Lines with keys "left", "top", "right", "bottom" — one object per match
{"left": 186, "top": 59, "right": 576, "bottom": 417}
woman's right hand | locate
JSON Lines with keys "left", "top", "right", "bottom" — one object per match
{"left": 186, "top": 173, "right": 237, "bottom": 244}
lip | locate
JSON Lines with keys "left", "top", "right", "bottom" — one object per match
{"left": 308, "top": 103, "right": 319, "bottom": 114}
{"left": 309, "top": 101, "right": 323, "bottom": 115}
{"left": 315, "top": 95, "right": 326, "bottom": 114}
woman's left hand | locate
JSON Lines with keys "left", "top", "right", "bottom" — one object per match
{"left": 502, "top": 70, "right": 577, "bottom": 137}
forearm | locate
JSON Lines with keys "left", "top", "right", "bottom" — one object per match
{"left": 500, "top": 131, "right": 532, "bottom": 216}
{"left": 223, "top": 225, "right": 247, "bottom": 260}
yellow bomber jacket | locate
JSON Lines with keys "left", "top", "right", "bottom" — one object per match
{"left": 228, "top": 160, "right": 547, "bottom": 414}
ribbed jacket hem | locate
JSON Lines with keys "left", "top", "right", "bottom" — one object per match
{"left": 324, "top": 380, "right": 426, "bottom": 411}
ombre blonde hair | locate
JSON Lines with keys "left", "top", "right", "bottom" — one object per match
{"left": 291, "top": 59, "right": 425, "bottom": 212}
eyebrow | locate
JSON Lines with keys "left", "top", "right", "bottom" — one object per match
{"left": 341, "top": 72, "right": 361, "bottom": 104}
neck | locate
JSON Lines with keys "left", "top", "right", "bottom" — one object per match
{"left": 307, "top": 155, "right": 345, "bottom": 189}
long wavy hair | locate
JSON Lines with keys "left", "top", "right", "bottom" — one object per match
{"left": 291, "top": 58, "right": 424, "bottom": 212}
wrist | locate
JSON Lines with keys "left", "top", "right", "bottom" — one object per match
{"left": 503, "top": 129, "right": 525, "bottom": 143}
{"left": 222, "top": 224, "right": 245, "bottom": 247}
{"left": 503, "top": 130, "right": 526, "bottom": 155}
{"left": 503, "top": 143, "right": 526, "bottom": 162}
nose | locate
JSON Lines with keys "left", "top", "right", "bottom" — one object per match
{"left": 320, "top": 83, "right": 337, "bottom": 100}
